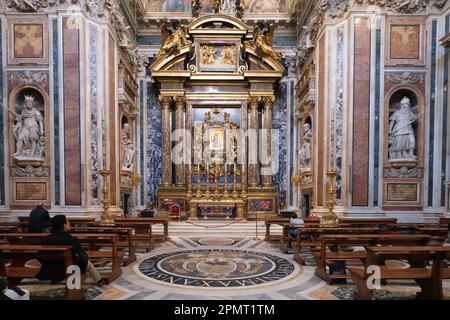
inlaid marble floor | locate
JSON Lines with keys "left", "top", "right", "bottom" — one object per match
{"left": 92, "top": 234, "right": 450, "bottom": 300}
{"left": 18, "top": 220, "right": 450, "bottom": 300}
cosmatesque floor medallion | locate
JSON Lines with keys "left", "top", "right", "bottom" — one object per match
{"left": 137, "top": 248, "right": 296, "bottom": 288}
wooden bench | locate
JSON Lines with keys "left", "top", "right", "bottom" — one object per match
{"left": 0, "top": 244, "right": 86, "bottom": 300}
{"left": 0, "top": 233, "right": 123, "bottom": 282}
{"left": 265, "top": 217, "right": 291, "bottom": 242}
{"left": 115, "top": 217, "right": 169, "bottom": 242}
{"left": 312, "top": 234, "right": 431, "bottom": 284}
{"left": 349, "top": 246, "right": 450, "bottom": 300}
{"left": 280, "top": 224, "right": 375, "bottom": 253}
{"left": 18, "top": 216, "right": 97, "bottom": 226}
{"left": 439, "top": 217, "right": 450, "bottom": 227}
{"left": 337, "top": 218, "right": 397, "bottom": 231}
{"left": 71, "top": 227, "right": 136, "bottom": 265}
{"left": 285, "top": 226, "right": 381, "bottom": 261}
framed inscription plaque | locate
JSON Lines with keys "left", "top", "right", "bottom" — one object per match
{"left": 16, "top": 182, "right": 47, "bottom": 201}
{"left": 386, "top": 183, "right": 418, "bottom": 202}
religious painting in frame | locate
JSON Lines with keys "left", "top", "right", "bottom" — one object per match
{"left": 385, "top": 18, "right": 425, "bottom": 66}
{"left": 8, "top": 17, "right": 49, "bottom": 65}
{"left": 208, "top": 127, "right": 225, "bottom": 151}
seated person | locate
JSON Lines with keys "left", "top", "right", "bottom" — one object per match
{"left": 140, "top": 202, "right": 155, "bottom": 217}
{"left": 0, "top": 277, "right": 29, "bottom": 300}
{"left": 27, "top": 203, "right": 51, "bottom": 233}
{"left": 38, "top": 215, "right": 106, "bottom": 287}
{"left": 288, "top": 213, "right": 304, "bottom": 247}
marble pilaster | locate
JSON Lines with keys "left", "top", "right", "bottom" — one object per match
{"left": 174, "top": 96, "right": 186, "bottom": 187}
{"left": 248, "top": 96, "right": 260, "bottom": 187}
{"left": 160, "top": 96, "right": 172, "bottom": 187}
{"left": 262, "top": 96, "right": 274, "bottom": 187}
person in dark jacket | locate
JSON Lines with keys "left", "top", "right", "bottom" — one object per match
{"left": 37, "top": 215, "right": 106, "bottom": 287}
{"left": 27, "top": 203, "right": 51, "bottom": 233}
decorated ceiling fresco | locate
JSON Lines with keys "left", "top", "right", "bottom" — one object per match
{"left": 146, "top": 0, "right": 287, "bottom": 13}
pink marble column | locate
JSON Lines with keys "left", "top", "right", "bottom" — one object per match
{"left": 160, "top": 96, "right": 172, "bottom": 187}
{"left": 175, "top": 96, "right": 186, "bottom": 187}
{"left": 262, "top": 96, "right": 274, "bottom": 187}
{"left": 248, "top": 96, "right": 260, "bottom": 187}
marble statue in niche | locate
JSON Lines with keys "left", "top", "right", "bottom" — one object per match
{"left": 122, "top": 122, "right": 135, "bottom": 171}
{"left": 13, "top": 94, "right": 45, "bottom": 161}
{"left": 388, "top": 96, "right": 419, "bottom": 162}
{"left": 299, "top": 122, "right": 312, "bottom": 171}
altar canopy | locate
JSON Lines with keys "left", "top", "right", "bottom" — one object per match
{"left": 150, "top": 14, "right": 284, "bottom": 218}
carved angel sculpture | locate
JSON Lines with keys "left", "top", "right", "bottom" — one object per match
{"left": 155, "top": 23, "right": 190, "bottom": 61}
{"left": 249, "top": 23, "right": 282, "bottom": 61}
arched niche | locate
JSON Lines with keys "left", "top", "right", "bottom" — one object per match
{"left": 120, "top": 114, "right": 135, "bottom": 173}
{"left": 299, "top": 115, "right": 313, "bottom": 173}
{"left": 384, "top": 86, "right": 424, "bottom": 168}
{"left": 8, "top": 85, "right": 49, "bottom": 167}
{"left": 8, "top": 85, "right": 51, "bottom": 208}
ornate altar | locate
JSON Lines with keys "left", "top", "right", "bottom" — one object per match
{"left": 150, "top": 14, "right": 284, "bottom": 219}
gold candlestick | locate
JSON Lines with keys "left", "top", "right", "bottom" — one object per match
{"left": 232, "top": 165, "right": 238, "bottom": 198}
{"left": 204, "top": 164, "right": 211, "bottom": 199}
{"left": 322, "top": 170, "right": 337, "bottom": 225}
{"left": 100, "top": 170, "right": 114, "bottom": 225}
{"left": 186, "top": 167, "right": 193, "bottom": 199}
{"left": 195, "top": 164, "right": 202, "bottom": 198}
{"left": 223, "top": 165, "right": 229, "bottom": 199}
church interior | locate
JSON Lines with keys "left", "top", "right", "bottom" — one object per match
{"left": 0, "top": 0, "right": 450, "bottom": 302}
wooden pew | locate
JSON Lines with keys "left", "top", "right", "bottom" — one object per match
{"left": 265, "top": 217, "right": 291, "bottom": 242}
{"left": 313, "top": 234, "right": 431, "bottom": 284}
{"left": 0, "top": 244, "right": 85, "bottom": 300}
{"left": 440, "top": 217, "right": 450, "bottom": 227}
{"left": 115, "top": 217, "right": 169, "bottom": 242}
{"left": 349, "top": 246, "right": 450, "bottom": 300}
{"left": 289, "top": 227, "right": 381, "bottom": 263}
{"left": 0, "top": 233, "right": 123, "bottom": 282}
{"left": 70, "top": 227, "right": 136, "bottom": 265}
{"left": 280, "top": 224, "right": 367, "bottom": 253}
{"left": 18, "top": 216, "right": 97, "bottom": 226}
{"left": 337, "top": 217, "right": 397, "bottom": 230}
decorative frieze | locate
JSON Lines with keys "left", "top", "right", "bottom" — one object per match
{"left": 385, "top": 72, "right": 424, "bottom": 85}
{"left": 384, "top": 166, "right": 423, "bottom": 178}
{"left": 11, "top": 165, "right": 49, "bottom": 177}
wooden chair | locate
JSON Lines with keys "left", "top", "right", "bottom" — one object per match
{"left": 170, "top": 204, "right": 181, "bottom": 221}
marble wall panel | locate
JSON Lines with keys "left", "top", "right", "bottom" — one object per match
{"left": 109, "top": 35, "right": 117, "bottom": 206}
{"left": 146, "top": 82, "right": 162, "bottom": 202}
{"left": 273, "top": 82, "right": 287, "bottom": 205}
{"left": 63, "top": 17, "right": 81, "bottom": 206}
{"left": 89, "top": 24, "right": 99, "bottom": 201}
{"left": 351, "top": 18, "right": 371, "bottom": 207}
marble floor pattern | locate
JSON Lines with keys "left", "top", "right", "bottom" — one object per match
{"left": 17, "top": 221, "right": 450, "bottom": 300}
{"left": 95, "top": 235, "right": 450, "bottom": 300}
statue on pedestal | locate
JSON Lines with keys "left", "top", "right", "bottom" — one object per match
{"left": 388, "top": 96, "right": 419, "bottom": 161}
{"left": 121, "top": 123, "right": 135, "bottom": 171}
{"left": 299, "top": 123, "right": 312, "bottom": 171}
{"left": 13, "top": 95, "right": 45, "bottom": 161}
